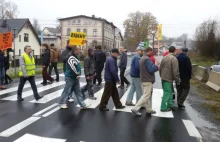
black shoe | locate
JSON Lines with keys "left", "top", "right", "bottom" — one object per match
{"left": 36, "top": 96, "right": 43, "bottom": 101}
{"left": 178, "top": 104, "right": 186, "bottom": 109}
{"left": 55, "top": 79, "right": 59, "bottom": 82}
{"left": 99, "top": 107, "right": 109, "bottom": 111}
{"left": 17, "top": 97, "right": 24, "bottom": 101}
{"left": 9, "top": 80, "right": 13, "bottom": 84}
{"left": 173, "top": 94, "right": 175, "bottom": 100}
{"left": 116, "top": 106, "right": 125, "bottom": 109}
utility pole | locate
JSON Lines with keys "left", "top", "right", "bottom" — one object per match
{"left": 12, "top": 27, "right": 17, "bottom": 75}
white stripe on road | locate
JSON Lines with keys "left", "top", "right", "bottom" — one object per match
{"left": 0, "top": 117, "right": 40, "bottom": 137}
{"left": 182, "top": 119, "right": 202, "bottom": 138}
{"left": 42, "top": 107, "right": 60, "bottom": 117}
{"left": 0, "top": 80, "right": 42, "bottom": 96}
{"left": 30, "top": 83, "right": 86, "bottom": 104}
{"left": 32, "top": 103, "right": 58, "bottom": 116}
{"left": 14, "top": 133, "right": 66, "bottom": 142}
{"left": 2, "top": 81, "right": 66, "bottom": 101}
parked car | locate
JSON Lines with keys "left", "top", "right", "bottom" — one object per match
{"left": 210, "top": 61, "right": 220, "bottom": 72}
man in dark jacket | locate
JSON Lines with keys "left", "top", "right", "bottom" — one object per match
{"left": 61, "top": 43, "right": 72, "bottom": 73}
{"left": 0, "top": 50, "right": 6, "bottom": 89}
{"left": 81, "top": 48, "right": 97, "bottom": 100}
{"left": 41, "top": 43, "right": 54, "bottom": 85}
{"left": 93, "top": 45, "right": 106, "bottom": 87}
{"left": 99, "top": 48, "right": 125, "bottom": 111}
{"left": 4, "top": 50, "right": 12, "bottom": 84}
{"left": 118, "top": 47, "right": 130, "bottom": 89}
{"left": 49, "top": 43, "right": 60, "bottom": 82}
{"left": 176, "top": 48, "right": 192, "bottom": 109}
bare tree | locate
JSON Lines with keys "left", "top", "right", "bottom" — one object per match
{"left": 32, "top": 18, "right": 41, "bottom": 35}
{"left": 0, "top": 0, "right": 18, "bottom": 19}
{"left": 123, "top": 11, "right": 158, "bottom": 51}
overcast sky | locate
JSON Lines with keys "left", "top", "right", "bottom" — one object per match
{"left": 13, "top": 0, "right": 220, "bottom": 38}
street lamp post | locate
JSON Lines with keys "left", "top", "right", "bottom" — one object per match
{"left": 12, "top": 27, "right": 17, "bottom": 75}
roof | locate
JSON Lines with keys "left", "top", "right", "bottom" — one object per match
{"left": 0, "top": 19, "right": 41, "bottom": 44}
{"left": 58, "top": 15, "right": 117, "bottom": 28}
{"left": 43, "top": 27, "right": 60, "bottom": 34}
{"left": 115, "top": 28, "right": 123, "bottom": 41}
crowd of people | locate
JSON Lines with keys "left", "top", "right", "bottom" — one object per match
{"left": 12, "top": 43, "right": 192, "bottom": 116}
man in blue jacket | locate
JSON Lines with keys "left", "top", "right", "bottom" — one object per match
{"left": 99, "top": 48, "right": 125, "bottom": 111}
{"left": 176, "top": 48, "right": 192, "bottom": 109}
{"left": 131, "top": 47, "right": 159, "bottom": 116}
{"left": 125, "top": 46, "right": 144, "bottom": 106}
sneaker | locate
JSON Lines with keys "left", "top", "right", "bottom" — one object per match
{"left": 68, "top": 98, "right": 74, "bottom": 102}
{"left": 89, "top": 96, "right": 97, "bottom": 100}
{"left": 125, "top": 102, "right": 135, "bottom": 106}
{"left": 60, "top": 104, "right": 68, "bottom": 109}
{"left": 131, "top": 109, "right": 142, "bottom": 117}
{"left": 81, "top": 103, "right": 91, "bottom": 110}
{"left": 35, "top": 95, "right": 43, "bottom": 101}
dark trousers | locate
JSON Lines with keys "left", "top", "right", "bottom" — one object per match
{"left": 93, "top": 66, "right": 103, "bottom": 85}
{"left": 42, "top": 65, "right": 54, "bottom": 83}
{"left": 177, "top": 81, "right": 190, "bottom": 105}
{"left": 49, "top": 62, "right": 59, "bottom": 81}
{"left": 17, "top": 76, "right": 39, "bottom": 99}
{"left": 63, "top": 61, "right": 66, "bottom": 73}
{"left": 120, "top": 68, "right": 129, "bottom": 86}
{"left": 99, "top": 82, "right": 122, "bottom": 108}
{"left": 4, "top": 69, "right": 12, "bottom": 84}
{"left": 81, "top": 79, "right": 94, "bottom": 97}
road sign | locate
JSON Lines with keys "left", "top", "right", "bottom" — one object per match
{"left": 69, "top": 32, "right": 86, "bottom": 46}
{"left": 0, "top": 32, "right": 12, "bottom": 50}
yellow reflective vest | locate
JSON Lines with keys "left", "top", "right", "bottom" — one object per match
{"left": 19, "top": 53, "right": 36, "bottom": 76}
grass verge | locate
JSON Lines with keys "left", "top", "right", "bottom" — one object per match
{"left": 188, "top": 52, "right": 217, "bottom": 66}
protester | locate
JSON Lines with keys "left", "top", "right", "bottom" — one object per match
{"left": 118, "top": 47, "right": 130, "bottom": 89}
{"left": 0, "top": 50, "right": 6, "bottom": 89}
{"left": 48, "top": 43, "right": 60, "bottom": 82}
{"left": 61, "top": 42, "right": 72, "bottom": 73}
{"left": 160, "top": 46, "right": 181, "bottom": 112}
{"left": 131, "top": 47, "right": 159, "bottom": 116}
{"left": 99, "top": 48, "right": 125, "bottom": 111}
{"left": 17, "top": 46, "right": 43, "bottom": 101}
{"left": 93, "top": 45, "right": 106, "bottom": 87}
{"left": 125, "top": 46, "right": 143, "bottom": 106}
{"left": 176, "top": 48, "right": 192, "bottom": 109}
{"left": 4, "top": 50, "right": 13, "bottom": 84}
{"left": 81, "top": 48, "right": 97, "bottom": 100}
{"left": 59, "top": 46, "right": 90, "bottom": 109}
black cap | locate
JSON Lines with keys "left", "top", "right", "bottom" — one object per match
{"left": 182, "top": 48, "right": 188, "bottom": 53}
{"left": 111, "top": 48, "right": 119, "bottom": 54}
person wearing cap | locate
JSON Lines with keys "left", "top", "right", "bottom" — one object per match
{"left": 160, "top": 46, "right": 181, "bottom": 112}
{"left": 99, "top": 48, "right": 125, "bottom": 111}
{"left": 176, "top": 48, "right": 192, "bottom": 109}
{"left": 125, "top": 46, "right": 143, "bottom": 106}
{"left": 118, "top": 47, "right": 130, "bottom": 89}
{"left": 81, "top": 48, "right": 97, "bottom": 100}
{"left": 131, "top": 47, "right": 159, "bottom": 116}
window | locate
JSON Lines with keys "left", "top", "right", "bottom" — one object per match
{"left": 67, "top": 28, "right": 71, "bottom": 36}
{"left": 77, "top": 29, "right": 80, "bottom": 32}
{"left": 72, "top": 20, "right": 75, "bottom": 24}
{"left": 24, "top": 33, "right": 29, "bottom": 42}
{"left": 93, "top": 29, "right": 97, "bottom": 36}
{"left": 83, "top": 29, "right": 87, "bottom": 35}
{"left": 78, "top": 19, "right": 81, "bottom": 23}
{"left": 19, "top": 35, "right": 21, "bottom": 42}
{"left": 68, "top": 20, "right": 71, "bottom": 25}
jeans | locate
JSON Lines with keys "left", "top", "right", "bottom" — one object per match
{"left": 0, "top": 67, "right": 5, "bottom": 86}
{"left": 93, "top": 65, "right": 104, "bottom": 85}
{"left": 81, "top": 79, "right": 94, "bottom": 98}
{"left": 49, "top": 62, "right": 59, "bottom": 81}
{"left": 177, "top": 81, "right": 190, "bottom": 105}
{"left": 42, "top": 65, "right": 54, "bottom": 83}
{"left": 126, "top": 77, "right": 142, "bottom": 103}
{"left": 60, "top": 77, "right": 86, "bottom": 107}
{"left": 17, "top": 76, "right": 39, "bottom": 99}
{"left": 161, "top": 80, "right": 173, "bottom": 110}
{"left": 120, "top": 68, "right": 129, "bottom": 86}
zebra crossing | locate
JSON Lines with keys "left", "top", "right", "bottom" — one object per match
{"left": 0, "top": 71, "right": 202, "bottom": 142}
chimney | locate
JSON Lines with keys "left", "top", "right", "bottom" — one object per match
{"left": 92, "top": 15, "right": 95, "bottom": 18}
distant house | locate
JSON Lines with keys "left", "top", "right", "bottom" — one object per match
{"left": 171, "top": 41, "right": 185, "bottom": 49}
{"left": 0, "top": 19, "right": 41, "bottom": 56}
{"left": 40, "top": 27, "right": 61, "bottom": 48}
{"left": 115, "top": 28, "right": 123, "bottom": 49}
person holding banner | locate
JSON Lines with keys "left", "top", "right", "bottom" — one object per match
{"left": 0, "top": 50, "right": 6, "bottom": 89}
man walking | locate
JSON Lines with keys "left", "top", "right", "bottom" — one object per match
{"left": 99, "top": 48, "right": 125, "bottom": 111}
{"left": 59, "top": 46, "right": 90, "bottom": 109}
{"left": 93, "top": 45, "right": 106, "bottom": 87}
{"left": 4, "top": 50, "right": 13, "bottom": 84}
{"left": 118, "top": 47, "right": 130, "bottom": 89}
{"left": 49, "top": 43, "right": 60, "bottom": 82}
{"left": 160, "top": 46, "right": 181, "bottom": 112}
{"left": 131, "top": 48, "right": 159, "bottom": 116}
{"left": 125, "top": 46, "right": 143, "bottom": 106}
{"left": 81, "top": 48, "right": 97, "bottom": 100}
{"left": 176, "top": 48, "right": 192, "bottom": 109}
{"left": 17, "top": 45, "right": 43, "bottom": 101}
{"left": 61, "top": 42, "right": 72, "bottom": 73}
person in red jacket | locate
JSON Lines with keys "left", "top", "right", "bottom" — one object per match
{"left": 163, "top": 50, "right": 169, "bottom": 57}
{"left": 150, "top": 51, "right": 156, "bottom": 64}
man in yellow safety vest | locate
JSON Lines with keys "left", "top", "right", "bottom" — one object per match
{"left": 17, "top": 45, "right": 43, "bottom": 101}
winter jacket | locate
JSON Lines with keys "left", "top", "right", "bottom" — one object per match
{"left": 65, "top": 53, "right": 81, "bottom": 79}
{"left": 119, "top": 52, "right": 127, "bottom": 69}
{"left": 50, "top": 47, "right": 60, "bottom": 62}
{"left": 130, "top": 54, "right": 141, "bottom": 78}
{"left": 176, "top": 52, "right": 192, "bottom": 82}
{"left": 160, "top": 53, "right": 181, "bottom": 84}
{"left": 42, "top": 49, "right": 50, "bottom": 66}
{"left": 84, "top": 55, "right": 95, "bottom": 77}
{"left": 163, "top": 51, "right": 169, "bottom": 57}
{"left": 94, "top": 50, "right": 106, "bottom": 69}
{"left": 104, "top": 56, "right": 119, "bottom": 82}
{"left": 0, "top": 52, "right": 5, "bottom": 67}
{"left": 61, "top": 46, "right": 72, "bottom": 62}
